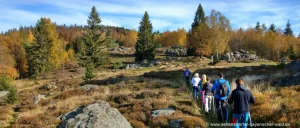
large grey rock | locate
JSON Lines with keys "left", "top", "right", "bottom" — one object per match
{"left": 142, "top": 59, "right": 148, "bottom": 64}
{"left": 148, "top": 60, "right": 160, "bottom": 67}
{"left": 57, "top": 100, "right": 132, "bottom": 128}
{"left": 109, "top": 46, "right": 135, "bottom": 54}
{"left": 169, "top": 119, "right": 184, "bottom": 128}
{"left": 79, "top": 84, "right": 99, "bottom": 91}
{"left": 151, "top": 108, "right": 176, "bottom": 118}
{"left": 165, "top": 46, "right": 187, "bottom": 56}
{"left": 224, "top": 53, "right": 231, "bottom": 61}
{"left": 34, "top": 94, "right": 46, "bottom": 104}
{"left": 0, "top": 91, "right": 9, "bottom": 99}
{"left": 234, "top": 53, "right": 241, "bottom": 59}
{"left": 124, "top": 64, "right": 140, "bottom": 69}
{"left": 223, "top": 49, "right": 259, "bottom": 62}
{"left": 249, "top": 54, "right": 258, "bottom": 60}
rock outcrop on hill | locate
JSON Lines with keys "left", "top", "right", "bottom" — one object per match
{"left": 110, "top": 46, "right": 135, "bottom": 54}
{"left": 165, "top": 46, "right": 187, "bottom": 56}
{"left": 57, "top": 100, "right": 132, "bottom": 128}
{"left": 223, "top": 49, "right": 258, "bottom": 62}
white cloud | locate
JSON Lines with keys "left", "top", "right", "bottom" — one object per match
{"left": 102, "top": 18, "right": 121, "bottom": 27}
{"left": 0, "top": 0, "right": 299, "bottom": 34}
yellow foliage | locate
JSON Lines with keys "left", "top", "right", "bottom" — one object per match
{"left": 156, "top": 28, "right": 187, "bottom": 47}
{"left": 27, "top": 30, "right": 35, "bottom": 44}
{"left": 0, "top": 41, "right": 19, "bottom": 78}
{"left": 187, "top": 24, "right": 212, "bottom": 56}
{"left": 123, "top": 30, "right": 138, "bottom": 47}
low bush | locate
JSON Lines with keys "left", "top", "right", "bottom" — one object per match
{"left": 0, "top": 75, "right": 17, "bottom": 104}
{"left": 113, "top": 61, "right": 123, "bottom": 69}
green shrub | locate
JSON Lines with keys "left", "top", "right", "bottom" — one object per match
{"left": 0, "top": 75, "right": 17, "bottom": 104}
{"left": 276, "top": 61, "right": 286, "bottom": 69}
{"left": 113, "top": 61, "right": 123, "bottom": 69}
{"left": 84, "top": 63, "right": 96, "bottom": 81}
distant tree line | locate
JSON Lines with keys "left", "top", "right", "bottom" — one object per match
{"left": 1, "top": 4, "right": 300, "bottom": 80}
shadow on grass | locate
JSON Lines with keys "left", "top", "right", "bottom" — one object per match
{"left": 110, "top": 53, "right": 134, "bottom": 58}
{"left": 143, "top": 69, "right": 185, "bottom": 82}
{"left": 80, "top": 75, "right": 139, "bottom": 86}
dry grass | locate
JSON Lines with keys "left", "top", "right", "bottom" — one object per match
{"left": 251, "top": 86, "right": 300, "bottom": 127}
{"left": 129, "top": 120, "right": 147, "bottom": 128}
{"left": 0, "top": 104, "right": 14, "bottom": 127}
{"left": 14, "top": 79, "right": 50, "bottom": 92}
{"left": 14, "top": 87, "right": 108, "bottom": 127}
{"left": 226, "top": 61, "right": 277, "bottom": 67}
{"left": 55, "top": 88, "right": 86, "bottom": 100}
{"left": 8, "top": 57, "right": 285, "bottom": 128}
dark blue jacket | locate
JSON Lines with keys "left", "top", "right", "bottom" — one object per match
{"left": 184, "top": 70, "right": 191, "bottom": 77}
{"left": 228, "top": 85, "right": 256, "bottom": 114}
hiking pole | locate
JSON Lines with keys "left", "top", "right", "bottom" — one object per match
{"left": 213, "top": 94, "right": 216, "bottom": 114}
{"left": 249, "top": 112, "right": 252, "bottom": 128}
{"left": 226, "top": 100, "right": 230, "bottom": 124}
{"left": 202, "top": 90, "right": 204, "bottom": 112}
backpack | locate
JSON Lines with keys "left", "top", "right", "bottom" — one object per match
{"left": 218, "top": 80, "right": 228, "bottom": 97}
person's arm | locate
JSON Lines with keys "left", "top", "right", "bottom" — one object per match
{"left": 226, "top": 81, "right": 231, "bottom": 96}
{"left": 249, "top": 91, "right": 256, "bottom": 104}
{"left": 228, "top": 90, "right": 235, "bottom": 104}
{"left": 211, "top": 81, "right": 217, "bottom": 93}
{"left": 198, "top": 80, "right": 202, "bottom": 86}
{"left": 191, "top": 78, "right": 194, "bottom": 85}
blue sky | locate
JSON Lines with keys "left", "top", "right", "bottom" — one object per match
{"left": 1, "top": 0, "right": 300, "bottom": 35}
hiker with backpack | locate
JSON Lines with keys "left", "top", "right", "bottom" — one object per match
{"left": 211, "top": 73, "right": 231, "bottom": 123}
{"left": 191, "top": 73, "right": 201, "bottom": 99}
{"left": 203, "top": 77, "right": 213, "bottom": 115}
{"left": 228, "top": 78, "right": 255, "bottom": 128}
{"left": 184, "top": 68, "right": 192, "bottom": 87}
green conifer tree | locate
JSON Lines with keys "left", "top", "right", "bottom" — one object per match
{"left": 269, "top": 23, "right": 276, "bottom": 32}
{"left": 80, "top": 6, "right": 109, "bottom": 66}
{"left": 191, "top": 3, "right": 205, "bottom": 30}
{"left": 284, "top": 20, "right": 293, "bottom": 36}
{"left": 135, "top": 11, "right": 156, "bottom": 62}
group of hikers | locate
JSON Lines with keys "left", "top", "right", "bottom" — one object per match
{"left": 184, "top": 68, "right": 256, "bottom": 128}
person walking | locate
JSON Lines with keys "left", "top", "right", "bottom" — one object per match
{"left": 191, "top": 73, "right": 201, "bottom": 99}
{"left": 228, "top": 78, "right": 255, "bottom": 128}
{"left": 211, "top": 73, "right": 230, "bottom": 123}
{"left": 203, "top": 77, "right": 213, "bottom": 114}
{"left": 184, "top": 68, "right": 191, "bottom": 87}
{"left": 199, "top": 74, "right": 207, "bottom": 107}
